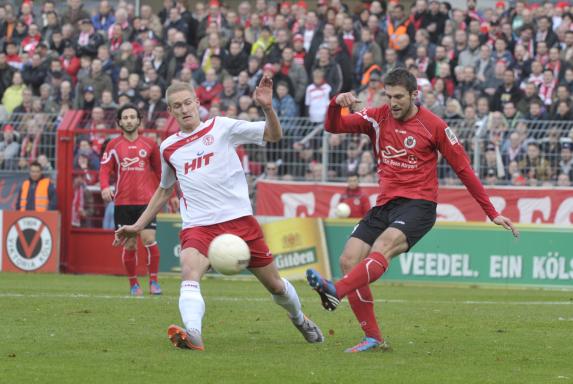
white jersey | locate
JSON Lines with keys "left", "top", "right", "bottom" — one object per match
{"left": 160, "top": 116, "right": 265, "bottom": 228}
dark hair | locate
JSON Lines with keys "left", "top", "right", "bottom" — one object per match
{"left": 29, "top": 161, "right": 42, "bottom": 170}
{"left": 116, "top": 103, "right": 142, "bottom": 123}
{"left": 384, "top": 68, "right": 418, "bottom": 93}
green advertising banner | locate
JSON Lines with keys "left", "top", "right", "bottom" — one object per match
{"left": 324, "top": 219, "right": 573, "bottom": 287}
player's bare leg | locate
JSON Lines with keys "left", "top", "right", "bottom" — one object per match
{"left": 168, "top": 247, "right": 209, "bottom": 350}
{"left": 251, "top": 262, "right": 324, "bottom": 343}
{"left": 141, "top": 229, "right": 161, "bottom": 295}
{"left": 122, "top": 237, "right": 142, "bottom": 296}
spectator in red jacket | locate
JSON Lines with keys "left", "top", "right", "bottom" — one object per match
{"left": 338, "top": 174, "right": 371, "bottom": 218}
{"left": 195, "top": 68, "right": 223, "bottom": 110}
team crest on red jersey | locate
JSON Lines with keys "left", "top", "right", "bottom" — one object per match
{"left": 139, "top": 149, "right": 147, "bottom": 158}
{"left": 203, "top": 134, "right": 214, "bottom": 146}
{"left": 404, "top": 136, "right": 416, "bottom": 149}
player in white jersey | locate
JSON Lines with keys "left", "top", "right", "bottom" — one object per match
{"left": 114, "top": 77, "right": 324, "bottom": 350}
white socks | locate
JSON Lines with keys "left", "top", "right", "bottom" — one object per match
{"left": 179, "top": 281, "right": 205, "bottom": 334}
{"left": 272, "top": 278, "right": 304, "bottom": 325}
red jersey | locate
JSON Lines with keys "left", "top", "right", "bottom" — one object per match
{"left": 326, "top": 99, "right": 499, "bottom": 220}
{"left": 99, "top": 135, "right": 161, "bottom": 206}
{"left": 339, "top": 187, "right": 371, "bottom": 218}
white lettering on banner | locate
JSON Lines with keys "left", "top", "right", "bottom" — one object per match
{"left": 518, "top": 197, "right": 551, "bottom": 223}
{"left": 174, "top": 244, "right": 181, "bottom": 258}
{"left": 489, "top": 197, "right": 507, "bottom": 221}
{"left": 532, "top": 253, "right": 573, "bottom": 280}
{"left": 436, "top": 204, "right": 466, "bottom": 221}
{"left": 554, "top": 197, "right": 573, "bottom": 224}
{"left": 255, "top": 181, "right": 573, "bottom": 223}
{"left": 490, "top": 255, "right": 522, "bottom": 278}
{"left": 400, "top": 253, "right": 479, "bottom": 277}
{"left": 281, "top": 193, "right": 315, "bottom": 217}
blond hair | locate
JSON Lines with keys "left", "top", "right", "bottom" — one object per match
{"left": 165, "top": 82, "right": 196, "bottom": 106}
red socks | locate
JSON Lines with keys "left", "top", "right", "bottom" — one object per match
{"left": 347, "top": 285, "right": 382, "bottom": 342}
{"left": 122, "top": 248, "right": 138, "bottom": 287}
{"left": 335, "top": 251, "right": 389, "bottom": 299}
{"left": 145, "top": 242, "right": 161, "bottom": 283}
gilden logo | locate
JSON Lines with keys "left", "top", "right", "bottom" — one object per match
{"left": 6, "top": 217, "right": 53, "bottom": 271}
{"left": 121, "top": 157, "right": 139, "bottom": 168}
{"left": 184, "top": 152, "right": 214, "bottom": 174}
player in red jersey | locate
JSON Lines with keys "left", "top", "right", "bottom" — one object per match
{"left": 338, "top": 174, "right": 371, "bottom": 218}
{"left": 306, "top": 68, "right": 520, "bottom": 352}
{"left": 99, "top": 104, "right": 162, "bottom": 296}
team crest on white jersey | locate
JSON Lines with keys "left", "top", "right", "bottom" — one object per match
{"left": 404, "top": 136, "right": 416, "bottom": 148}
{"left": 203, "top": 134, "right": 214, "bottom": 145}
{"left": 139, "top": 149, "right": 147, "bottom": 158}
{"left": 445, "top": 127, "right": 458, "bottom": 145}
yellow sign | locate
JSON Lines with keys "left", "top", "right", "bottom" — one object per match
{"left": 261, "top": 218, "right": 331, "bottom": 280}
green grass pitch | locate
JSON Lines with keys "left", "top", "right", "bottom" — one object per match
{"left": 1, "top": 273, "right": 572, "bottom": 383}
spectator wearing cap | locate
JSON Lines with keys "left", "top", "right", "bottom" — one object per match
{"left": 75, "top": 85, "right": 96, "bottom": 110}
{"left": 357, "top": 70, "right": 384, "bottom": 109}
{"left": 557, "top": 142, "right": 573, "bottom": 182}
{"left": 92, "top": 0, "right": 116, "bottom": 32}
{"left": 541, "top": 127, "right": 562, "bottom": 172}
{"left": 480, "top": 142, "right": 504, "bottom": 179}
{"left": 519, "top": 141, "right": 552, "bottom": 184}
{"left": 0, "top": 53, "right": 16, "bottom": 100}
{"left": 0, "top": 124, "right": 20, "bottom": 170}
{"left": 198, "top": 0, "right": 228, "bottom": 40}
{"left": 2, "top": 72, "right": 25, "bottom": 113}
{"left": 76, "top": 18, "right": 105, "bottom": 58}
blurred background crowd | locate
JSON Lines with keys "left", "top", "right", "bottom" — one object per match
{"left": 0, "top": 0, "right": 572, "bottom": 190}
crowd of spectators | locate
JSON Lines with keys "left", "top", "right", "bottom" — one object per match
{"left": 0, "top": 0, "right": 572, "bottom": 188}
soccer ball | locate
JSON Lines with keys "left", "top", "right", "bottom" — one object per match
{"left": 208, "top": 234, "right": 251, "bottom": 275}
{"left": 335, "top": 202, "right": 351, "bottom": 218}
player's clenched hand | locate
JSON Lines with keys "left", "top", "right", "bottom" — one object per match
{"left": 493, "top": 215, "right": 520, "bottom": 238}
{"left": 254, "top": 75, "right": 273, "bottom": 110}
{"left": 113, "top": 224, "right": 140, "bottom": 247}
{"left": 101, "top": 187, "right": 114, "bottom": 203}
{"left": 335, "top": 92, "right": 361, "bottom": 108}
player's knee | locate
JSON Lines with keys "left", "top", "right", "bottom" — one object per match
{"left": 267, "top": 279, "right": 285, "bottom": 295}
{"left": 339, "top": 253, "right": 356, "bottom": 273}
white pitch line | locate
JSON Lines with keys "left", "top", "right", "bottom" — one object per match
{"left": 0, "top": 292, "right": 571, "bottom": 306}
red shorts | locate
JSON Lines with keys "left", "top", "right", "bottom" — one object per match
{"left": 179, "top": 215, "right": 273, "bottom": 269}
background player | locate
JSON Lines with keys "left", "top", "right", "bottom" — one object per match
{"left": 114, "top": 77, "right": 323, "bottom": 350}
{"left": 100, "top": 104, "right": 162, "bottom": 296}
{"left": 338, "top": 174, "right": 371, "bottom": 218}
{"left": 307, "top": 69, "right": 519, "bottom": 352}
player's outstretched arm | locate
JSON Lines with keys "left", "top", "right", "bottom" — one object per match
{"left": 492, "top": 215, "right": 520, "bottom": 238}
{"left": 325, "top": 93, "right": 371, "bottom": 135}
{"left": 255, "top": 75, "right": 282, "bottom": 143}
{"left": 113, "top": 185, "right": 174, "bottom": 246}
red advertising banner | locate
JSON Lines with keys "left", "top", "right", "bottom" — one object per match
{"left": 255, "top": 180, "right": 573, "bottom": 224}
{"left": 2, "top": 211, "right": 61, "bottom": 272}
